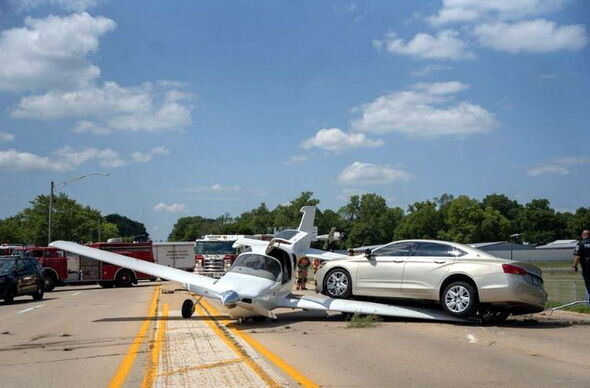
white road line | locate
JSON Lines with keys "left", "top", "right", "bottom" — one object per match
{"left": 17, "top": 304, "right": 45, "bottom": 314}
{"left": 71, "top": 292, "right": 82, "bottom": 296}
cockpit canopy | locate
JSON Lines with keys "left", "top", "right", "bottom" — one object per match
{"left": 228, "top": 253, "right": 282, "bottom": 282}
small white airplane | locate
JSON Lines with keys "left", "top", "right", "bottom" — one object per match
{"left": 50, "top": 207, "right": 460, "bottom": 322}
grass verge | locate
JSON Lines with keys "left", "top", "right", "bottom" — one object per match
{"left": 346, "top": 313, "right": 382, "bottom": 328}
{"left": 546, "top": 301, "right": 590, "bottom": 314}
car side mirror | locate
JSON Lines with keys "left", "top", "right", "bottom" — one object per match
{"left": 364, "top": 249, "right": 372, "bottom": 259}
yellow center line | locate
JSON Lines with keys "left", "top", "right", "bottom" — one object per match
{"left": 194, "top": 302, "right": 280, "bottom": 388}
{"left": 106, "top": 285, "right": 160, "bottom": 388}
{"left": 199, "top": 299, "right": 319, "bottom": 388}
{"left": 141, "top": 303, "right": 169, "bottom": 388}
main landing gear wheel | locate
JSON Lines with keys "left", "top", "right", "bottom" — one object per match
{"left": 182, "top": 299, "right": 195, "bottom": 318}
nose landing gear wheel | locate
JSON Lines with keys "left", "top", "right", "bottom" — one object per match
{"left": 182, "top": 299, "right": 195, "bottom": 318}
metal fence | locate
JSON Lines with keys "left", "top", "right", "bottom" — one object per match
{"left": 544, "top": 279, "right": 588, "bottom": 304}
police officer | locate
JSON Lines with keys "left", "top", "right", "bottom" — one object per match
{"left": 572, "top": 229, "right": 590, "bottom": 304}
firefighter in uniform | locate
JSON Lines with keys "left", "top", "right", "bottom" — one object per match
{"left": 572, "top": 229, "right": 590, "bottom": 304}
{"left": 296, "top": 256, "right": 311, "bottom": 291}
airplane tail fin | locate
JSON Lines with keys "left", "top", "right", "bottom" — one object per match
{"left": 297, "top": 206, "right": 316, "bottom": 235}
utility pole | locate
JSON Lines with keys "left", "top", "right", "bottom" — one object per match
{"left": 97, "top": 217, "right": 101, "bottom": 242}
{"left": 48, "top": 181, "right": 54, "bottom": 245}
{"left": 47, "top": 172, "right": 109, "bottom": 245}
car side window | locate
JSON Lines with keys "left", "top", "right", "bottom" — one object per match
{"left": 373, "top": 242, "right": 414, "bottom": 257}
{"left": 24, "top": 260, "right": 38, "bottom": 273}
{"left": 414, "top": 242, "right": 466, "bottom": 257}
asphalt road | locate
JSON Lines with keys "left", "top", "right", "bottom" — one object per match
{"left": 0, "top": 282, "right": 160, "bottom": 388}
{"left": 1, "top": 282, "right": 589, "bottom": 388}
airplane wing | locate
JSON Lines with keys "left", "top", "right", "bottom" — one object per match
{"left": 301, "top": 248, "right": 346, "bottom": 261}
{"left": 278, "top": 294, "right": 465, "bottom": 322}
{"left": 232, "top": 237, "right": 269, "bottom": 254}
{"left": 49, "top": 241, "right": 222, "bottom": 299}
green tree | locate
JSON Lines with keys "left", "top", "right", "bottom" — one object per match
{"left": 438, "top": 196, "right": 485, "bottom": 243}
{"left": 272, "top": 192, "right": 320, "bottom": 229}
{"left": 567, "top": 207, "right": 590, "bottom": 237}
{"left": 394, "top": 201, "right": 442, "bottom": 240}
{"left": 105, "top": 214, "right": 148, "bottom": 238}
{"left": 168, "top": 216, "right": 222, "bottom": 241}
{"left": 0, "top": 194, "right": 118, "bottom": 245}
{"left": 517, "top": 199, "right": 566, "bottom": 245}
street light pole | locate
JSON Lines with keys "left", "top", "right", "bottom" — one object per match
{"left": 509, "top": 233, "right": 521, "bottom": 261}
{"left": 48, "top": 181, "right": 54, "bottom": 244}
{"left": 47, "top": 172, "right": 109, "bottom": 245}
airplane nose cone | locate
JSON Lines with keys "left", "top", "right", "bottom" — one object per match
{"left": 221, "top": 290, "right": 240, "bottom": 307}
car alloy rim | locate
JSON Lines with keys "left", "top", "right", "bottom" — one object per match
{"left": 445, "top": 285, "right": 471, "bottom": 313}
{"left": 326, "top": 271, "right": 348, "bottom": 296}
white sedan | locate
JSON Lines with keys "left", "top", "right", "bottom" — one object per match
{"left": 315, "top": 239, "right": 547, "bottom": 320}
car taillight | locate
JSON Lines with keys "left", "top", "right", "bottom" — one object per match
{"left": 195, "top": 255, "right": 204, "bottom": 267}
{"left": 502, "top": 263, "right": 527, "bottom": 275}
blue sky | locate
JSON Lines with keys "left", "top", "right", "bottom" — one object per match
{"left": 0, "top": 0, "right": 588, "bottom": 240}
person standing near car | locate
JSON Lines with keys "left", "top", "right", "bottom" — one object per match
{"left": 572, "top": 229, "right": 590, "bottom": 304}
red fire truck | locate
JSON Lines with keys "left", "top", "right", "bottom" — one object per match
{"left": 21, "top": 242, "right": 156, "bottom": 291}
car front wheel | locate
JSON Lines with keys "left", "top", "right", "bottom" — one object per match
{"left": 323, "top": 268, "right": 352, "bottom": 299}
{"left": 442, "top": 281, "right": 478, "bottom": 318}
{"left": 32, "top": 283, "right": 44, "bottom": 301}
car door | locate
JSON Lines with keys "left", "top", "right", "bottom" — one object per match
{"left": 14, "top": 259, "right": 35, "bottom": 294}
{"left": 402, "top": 242, "right": 461, "bottom": 299}
{"left": 355, "top": 242, "right": 415, "bottom": 298}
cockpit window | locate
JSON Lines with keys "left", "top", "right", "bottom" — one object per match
{"left": 229, "top": 253, "right": 282, "bottom": 281}
{"left": 274, "top": 230, "right": 299, "bottom": 241}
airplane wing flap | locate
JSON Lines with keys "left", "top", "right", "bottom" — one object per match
{"left": 278, "top": 294, "right": 464, "bottom": 322}
{"left": 50, "top": 241, "right": 220, "bottom": 298}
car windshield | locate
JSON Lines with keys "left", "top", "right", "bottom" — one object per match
{"left": 195, "top": 241, "right": 236, "bottom": 255}
{"left": 0, "top": 258, "right": 16, "bottom": 271}
{"left": 228, "top": 253, "right": 282, "bottom": 281}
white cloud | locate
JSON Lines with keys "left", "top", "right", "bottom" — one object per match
{"left": 427, "top": 0, "right": 568, "bottom": 26}
{"left": 0, "top": 149, "right": 71, "bottom": 172}
{"left": 338, "top": 162, "right": 412, "bottom": 185}
{"left": 285, "top": 155, "right": 308, "bottom": 165}
{"left": 0, "top": 13, "right": 115, "bottom": 92}
{"left": 10, "top": 0, "right": 101, "bottom": 11}
{"left": 302, "top": 128, "right": 383, "bottom": 152}
{"left": 411, "top": 64, "right": 452, "bottom": 77}
{"left": 527, "top": 156, "right": 590, "bottom": 176}
{"left": 54, "top": 146, "right": 124, "bottom": 168}
{"left": 351, "top": 82, "right": 496, "bottom": 137}
{"left": 411, "top": 81, "right": 469, "bottom": 95}
{"left": 153, "top": 202, "right": 186, "bottom": 213}
{"left": 0, "top": 145, "right": 169, "bottom": 172}
{"left": 0, "top": 132, "right": 15, "bottom": 142}
{"left": 12, "top": 81, "right": 193, "bottom": 134}
{"left": 474, "top": 19, "right": 587, "bottom": 53}
{"left": 131, "top": 146, "right": 170, "bottom": 163}
{"left": 374, "top": 30, "right": 473, "bottom": 60}
{"left": 181, "top": 184, "right": 242, "bottom": 193}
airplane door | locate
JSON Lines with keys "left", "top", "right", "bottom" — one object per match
{"left": 355, "top": 242, "right": 415, "bottom": 298}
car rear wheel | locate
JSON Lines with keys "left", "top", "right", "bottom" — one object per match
{"left": 115, "top": 270, "right": 134, "bottom": 288}
{"left": 442, "top": 281, "right": 478, "bottom": 318}
{"left": 4, "top": 286, "right": 16, "bottom": 304}
{"left": 323, "top": 268, "right": 352, "bottom": 299}
{"left": 32, "top": 283, "right": 44, "bottom": 301}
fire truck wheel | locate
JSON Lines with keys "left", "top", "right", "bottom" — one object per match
{"left": 43, "top": 271, "right": 56, "bottom": 292}
{"left": 182, "top": 299, "right": 194, "bottom": 318}
{"left": 99, "top": 281, "right": 114, "bottom": 288}
{"left": 32, "top": 283, "right": 44, "bottom": 301}
{"left": 115, "top": 270, "right": 134, "bottom": 288}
